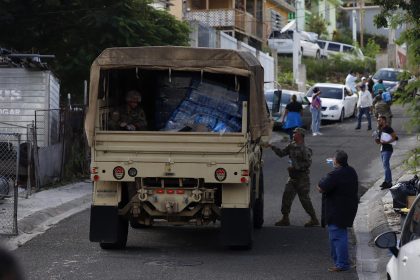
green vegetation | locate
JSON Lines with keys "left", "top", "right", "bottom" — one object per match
{"left": 307, "top": 15, "right": 328, "bottom": 38}
{"left": 373, "top": 0, "right": 419, "bottom": 131}
{"left": 277, "top": 56, "right": 375, "bottom": 89}
{"left": 0, "top": 0, "right": 190, "bottom": 102}
{"left": 363, "top": 38, "right": 381, "bottom": 58}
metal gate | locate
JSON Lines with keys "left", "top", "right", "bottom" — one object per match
{"left": 0, "top": 133, "right": 20, "bottom": 235}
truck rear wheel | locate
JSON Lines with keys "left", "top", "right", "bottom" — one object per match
{"left": 253, "top": 171, "right": 264, "bottom": 229}
{"left": 221, "top": 208, "right": 253, "bottom": 249}
{"left": 99, "top": 216, "right": 128, "bottom": 250}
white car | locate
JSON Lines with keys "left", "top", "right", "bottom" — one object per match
{"left": 375, "top": 195, "right": 420, "bottom": 280}
{"left": 316, "top": 40, "right": 365, "bottom": 60}
{"left": 268, "top": 30, "right": 321, "bottom": 59}
{"left": 306, "top": 83, "right": 357, "bottom": 122}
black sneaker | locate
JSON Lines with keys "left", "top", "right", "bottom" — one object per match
{"left": 380, "top": 182, "right": 392, "bottom": 190}
{"left": 355, "top": 127, "right": 361, "bottom": 130}
{"left": 367, "top": 127, "right": 372, "bottom": 131}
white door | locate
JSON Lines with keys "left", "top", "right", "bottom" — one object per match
{"left": 398, "top": 197, "right": 420, "bottom": 280}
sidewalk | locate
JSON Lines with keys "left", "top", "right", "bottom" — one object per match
{"left": 354, "top": 133, "right": 418, "bottom": 280}
{"left": 1, "top": 181, "right": 92, "bottom": 250}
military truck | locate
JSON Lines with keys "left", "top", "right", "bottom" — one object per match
{"left": 85, "top": 47, "right": 273, "bottom": 249}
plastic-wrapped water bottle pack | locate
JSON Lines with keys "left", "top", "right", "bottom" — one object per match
{"left": 162, "top": 80, "right": 243, "bottom": 132}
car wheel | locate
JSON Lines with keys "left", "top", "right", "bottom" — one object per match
{"left": 352, "top": 105, "right": 357, "bottom": 118}
{"left": 315, "top": 51, "right": 320, "bottom": 59}
{"left": 339, "top": 109, "right": 345, "bottom": 122}
{"left": 300, "top": 47, "right": 303, "bottom": 56}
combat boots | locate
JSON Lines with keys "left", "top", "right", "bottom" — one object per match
{"left": 274, "top": 215, "right": 290, "bottom": 226}
{"left": 304, "top": 216, "right": 320, "bottom": 227}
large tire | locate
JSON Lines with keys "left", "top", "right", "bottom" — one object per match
{"left": 339, "top": 109, "right": 345, "bottom": 123}
{"left": 253, "top": 171, "right": 264, "bottom": 229}
{"left": 99, "top": 216, "right": 128, "bottom": 249}
{"left": 130, "top": 219, "right": 152, "bottom": 229}
{"left": 315, "top": 50, "right": 321, "bottom": 59}
{"left": 221, "top": 208, "right": 253, "bottom": 249}
{"left": 99, "top": 184, "right": 129, "bottom": 249}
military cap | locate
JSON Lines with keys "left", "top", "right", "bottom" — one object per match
{"left": 293, "top": 127, "right": 306, "bottom": 135}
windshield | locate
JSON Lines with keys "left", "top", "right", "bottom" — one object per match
{"left": 307, "top": 87, "right": 343, "bottom": 100}
{"left": 373, "top": 70, "right": 401, "bottom": 82}
{"left": 265, "top": 91, "right": 274, "bottom": 103}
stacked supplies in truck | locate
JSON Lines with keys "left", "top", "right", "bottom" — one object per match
{"left": 163, "top": 80, "right": 243, "bottom": 132}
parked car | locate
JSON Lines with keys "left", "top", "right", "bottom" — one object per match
{"left": 316, "top": 40, "right": 365, "bottom": 60}
{"left": 372, "top": 68, "right": 416, "bottom": 95}
{"left": 268, "top": 30, "right": 321, "bottom": 59}
{"left": 306, "top": 83, "right": 357, "bottom": 122}
{"left": 375, "top": 194, "right": 420, "bottom": 280}
{"left": 265, "top": 89, "right": 311, "bottom": 129}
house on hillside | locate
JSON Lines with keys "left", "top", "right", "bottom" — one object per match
{"left": 170, "top": 0, "right": 265, "bottom": 49}
{"left": 295, "top": 0, "right": 341, "bottom": 39}
{"left": 264, "top": 0, "right": 296, "bottom": 41}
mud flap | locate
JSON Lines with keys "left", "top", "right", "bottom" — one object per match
{"left": 221, "top": 208, "right": 253, "bottom": 248}
{"left": 89, "top": 206, "right": 119, "bottom": 243}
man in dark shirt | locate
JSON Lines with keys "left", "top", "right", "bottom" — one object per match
{"left": 375, "top": 115, "right": 398, "bottom": 189}
{"left": 318, "top": 150, "right": 358, "bottom": 272}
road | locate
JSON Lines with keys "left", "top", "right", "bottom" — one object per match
{"left": 14, "top": 106, "right": 413, "bottom": 280}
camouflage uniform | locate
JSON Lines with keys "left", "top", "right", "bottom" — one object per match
{"left": 373, "top": 95, "right": 392, "bottom": 126}
{"left": 109, "top": 105, "right": 148, "bottom": 131}
{"left": 271, "top": 142, "right": 317, "bottom": 219}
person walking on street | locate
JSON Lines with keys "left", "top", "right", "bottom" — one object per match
{"left": 375, "top": 116, "right": 398, "bottom": 189}
{"left": 281, "top": 94, "right": 303, "bottom": 140}
{"left": 373, "top": 79, "right": 387, "bottom": 96}
{"left": 269, "top": 128, "right": 320, "bottom": 227}
{"left": 310, "top": 87, "right": 322, "bottom": 136}
{"left": 345, "top": 70, "right": 358, "bottom": 93}
{"left": 373, "top": 89, "right": 393, "bottom": 126}
{"left": 318, "top": 150, "right": 358, "bottom": 272}
{"left": 367, "top": 75, "right": 375, "bottom": 96}
{"left": 355, "top": 84, "right": 373, "bottom": 130}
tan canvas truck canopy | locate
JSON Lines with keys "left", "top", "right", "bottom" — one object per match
{"left": 85, "top": 46, "right": 271, "bottom": 146}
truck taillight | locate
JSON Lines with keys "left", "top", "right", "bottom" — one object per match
{"left": 166, "top": 189, "right": 174, "bottom": 194}
{"left": 240, "top": 177, "right": 248, "bottom": 183}
{"left": 93, "top": 175, "right": 100, "bottom": 181}
{"left": 176, "top": 190, "right": 185, "bottom": 194}
{"left": 241, "top": 169, "right": 249, "bottom": 176}
{"left": 91, "top": 167, "right": 98, "bottom": 174}
{"left": 113, "top": 166, "right": 125, "bottom": 180}
{"left": 156, "top": 189, "right": 164, "bottom": 194}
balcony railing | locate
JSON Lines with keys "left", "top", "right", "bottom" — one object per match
{"left": 185, "top": 9, "right": 263, "bottom": 41}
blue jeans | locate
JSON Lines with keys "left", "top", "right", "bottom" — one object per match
{"left": 328, "top": 224, "right": 350, "bottom": 270}
{"left": 311, "top": 109, "right": 321, "bottom": 133}
{"left": 381, "top": 151, "right": 393, "bottom": 183}
{"left": 356, "top": 107, "right": 371, "bottom": 129}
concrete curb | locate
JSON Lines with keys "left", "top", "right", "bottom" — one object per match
{"left": 354, "top": 163, "right": 414, "bottom": 280}
{"left": 3, "top": 182, "right": 92, "bottom": 250}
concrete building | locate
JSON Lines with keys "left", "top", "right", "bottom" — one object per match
{"left": 341, "top": 5, "right": 405, "bottom": 40}
{"left": 170, "top": 0, "right": 265, "bottom": 49}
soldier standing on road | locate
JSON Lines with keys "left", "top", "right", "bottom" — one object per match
{"left": 269, "top": 128, "right": 320, "bottom": 227}
{"left": 109, "top": 90, "right": 148, "bottom": 131}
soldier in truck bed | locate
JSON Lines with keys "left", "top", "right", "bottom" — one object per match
{"left": 109, "top": 90, "right": 148, "bottom": 131}
{"left": 268, "top": 127, "right": 320, "bottom": 227}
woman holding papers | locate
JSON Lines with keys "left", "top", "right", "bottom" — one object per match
{"left": 375, "top": 116, "right": 398, "bottom": 190}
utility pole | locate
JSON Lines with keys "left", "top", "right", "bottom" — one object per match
{"left": 352, "top": 1, "right": 357, "bottom": 43}
{"left": 359, "top": 0, "right": 365, "bottom": 48}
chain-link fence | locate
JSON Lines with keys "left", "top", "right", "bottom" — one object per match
{"left": 0, "top": 133, "right": 20, "bottom": 235}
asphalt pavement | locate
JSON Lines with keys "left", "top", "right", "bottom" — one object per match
{"left": 0, "top": 105, "right": 417, "bottom": 280}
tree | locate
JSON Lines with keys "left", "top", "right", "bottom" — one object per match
{"left": 0, "top": 0, "right": 190, "bottom": 102}
{"left": 307, "top": 15, "right": 328, "bottom": 37}
{"left": 373, "top": 0, "right": 419, "bottom": 130}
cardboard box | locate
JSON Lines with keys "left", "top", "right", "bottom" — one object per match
{"left": 407, "top": 196, "right": 416, "bottom": 209}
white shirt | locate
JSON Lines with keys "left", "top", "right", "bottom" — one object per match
{"left": 345, "top": 74, "right": 357, "bottom": 92}
{"left": 357, "top": 89, "right": 373, "bottom": 108}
